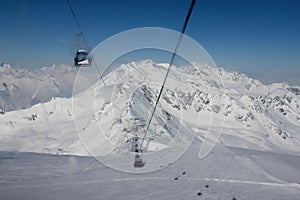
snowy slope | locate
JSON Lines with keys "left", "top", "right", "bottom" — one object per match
{"left": 1, "top": 60, "right": 300, "bottom": 199}
{"left": 0, "top": 141, "right": 300, "bottom": 200}
{"left": 0, "top": 63, "right": 92, "bottom": 111}
{"left": 0, "top": 60, "right": 300, "bottom": 157}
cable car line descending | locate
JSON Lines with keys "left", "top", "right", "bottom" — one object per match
{"left": 140, "top": 0, "right": 196, "bottom": 151}
{"left": 66, "top": 0, "right": 105, "bottom": 86}
{"left": 66, "top": 0, "right": 89, "bottom": 49}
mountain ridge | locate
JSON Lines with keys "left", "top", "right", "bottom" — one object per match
{"left": 0, "top": 60, "right": 299, "bottom": 157}
{"left": 0, "top": 63, "right": 92, "bottom": 111}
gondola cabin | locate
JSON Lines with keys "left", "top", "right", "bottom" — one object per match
{"left": 134, "top": 154, "right": 145, "bottom": 168}
{"left": 74, "top": 49, "right": 90, "bottom": 67}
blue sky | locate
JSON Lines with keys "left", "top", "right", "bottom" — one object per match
{"left": 1, "top": 0, "right": 300, "bottom": 84}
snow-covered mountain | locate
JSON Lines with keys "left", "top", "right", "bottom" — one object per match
{"left": 0, "top": 60, "right": 299, "bottom": 157}
{"left": 1, "top": 60, "right": 300, "bottom": 199}
{"left": 0, "top": 63, "right": 92, "bottom": 111}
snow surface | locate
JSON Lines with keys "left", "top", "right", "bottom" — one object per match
{"left": 0, "top": 60, "right": 300, "bottom": 199}
{"left": 0, "top": 141, "right": 299, "bottom": 200}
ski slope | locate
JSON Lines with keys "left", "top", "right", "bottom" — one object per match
{"left": 0, "top": 141, "right": 299, "bottom": 200}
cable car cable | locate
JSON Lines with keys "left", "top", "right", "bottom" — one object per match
{"left": 91, "top": 58, "right": 106, "bottom": 86}
{"left": 66, "top": 0, "right": 89, "bottom": 49}
{"left": 66, "top": 0, "right": 106, "bottom": 85}
{"left": 140, "top": 0, "right": 196, "bottom": 150}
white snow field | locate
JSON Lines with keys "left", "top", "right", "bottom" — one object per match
{"left": 0, "top": 60, "right": 300, "bottom": 199}
{"left": 0, "top": 141, "right": 300, "bottom": 200}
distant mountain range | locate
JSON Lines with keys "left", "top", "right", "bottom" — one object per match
{"left": 0, "top": 63, "right": 92, "bottom": 111}
{"left": 0, "top": 60, "right": 299, "bottom": 157}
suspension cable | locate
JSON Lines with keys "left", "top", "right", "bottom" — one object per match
{"left": 92, "top": 58, "right": 106, "bottom": 86}
{"left": 66, "top": 0, "right": 89, "bottom": 49}
{"left": 66, "top": 0, "right": 106, "bottom": 85}
{"left": 140, "top": 0, "right": 196, "bottom": 150}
